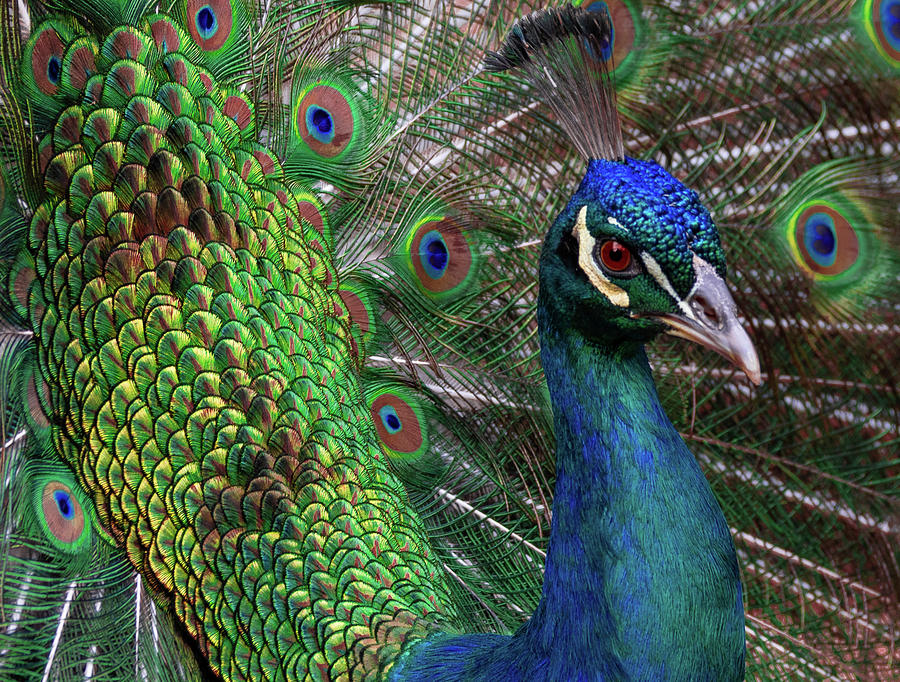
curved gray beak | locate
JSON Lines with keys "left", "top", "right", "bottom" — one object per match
{"left": 648, "top": 258, "right": 761, "bottom": 385}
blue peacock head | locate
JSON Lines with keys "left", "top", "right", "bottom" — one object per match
{"left": 540, "top": 156, "right": 759, "bottom": 383}
{"left": 486, "top": 5, "right": 759, "bottom": 383}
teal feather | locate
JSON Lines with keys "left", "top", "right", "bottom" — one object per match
{"left": 0, "top": 0, "right": 897, "bottom": 680}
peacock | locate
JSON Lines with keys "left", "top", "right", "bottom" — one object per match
{"left": 0, "top": 0, "right": 896, "bottom": 680}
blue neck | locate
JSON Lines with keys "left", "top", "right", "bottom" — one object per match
{"left": 519, "top": 311, "right": 745, "bottom": 678}
{"left": 393, "top": 307, "right": 745, "bottom": 681}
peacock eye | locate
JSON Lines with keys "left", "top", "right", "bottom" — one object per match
{"left": 595, "top": 239, "right": 640, "bottom": 277}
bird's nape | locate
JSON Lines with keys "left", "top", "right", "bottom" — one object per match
{"left": 0, "top": 0, "right": 896, "bottom": 680}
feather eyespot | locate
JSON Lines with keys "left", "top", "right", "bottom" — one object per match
{"left": 790, "top": 203, "right": 859, "bottom": 278}
{"left": 295, "top": 85, "right": 355, "bottom": 158}
{"left": 578, "top": 0, "right": 641, "bottom": 78}
{"left": 185, "top": 0, "right": 234, "bottom": 52}
{"left": 32, "top": 476, "right": 93, "bottom": 554}
{"left": 368, "top": 390, "right": 429, "bottom": 461}
{"left": 405, "top": 215, "right": 476, "bottom": 299}
{"left": 596, "top": 239, "right": 638, "bottom": 276}
{"left": 30, "top": 27, "right": 66, "bottom": 95}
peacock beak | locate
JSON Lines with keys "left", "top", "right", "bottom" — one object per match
{"left": 648, "top": 258, "right": 761, "bottom": 385}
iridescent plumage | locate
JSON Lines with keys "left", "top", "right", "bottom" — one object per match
{"left": 0, "top": 1, "right": 897, "bottom": 680}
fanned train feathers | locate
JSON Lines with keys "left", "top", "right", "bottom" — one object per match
{"left": 0, "top": 0, "right": 897, "bottom": 680}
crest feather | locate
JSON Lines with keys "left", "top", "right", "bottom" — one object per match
{"left": 484, "top": 5, "right": 623, "bottom": 162}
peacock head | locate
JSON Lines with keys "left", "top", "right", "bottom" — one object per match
{"left": 540, "top": 156, "right": 761, "bottom": 384}
{"left": 486, "top": 5, "right": 758, "bottom": 382}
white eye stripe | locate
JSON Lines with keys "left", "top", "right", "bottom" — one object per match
{"left": 571, "top": 206, "right": 630, "bottom": 308}
{"left": 639, "top": 252, "right": 694, "bottom": 318}
{"left": 607, "top": 216, "right": 628, "bottom": 232}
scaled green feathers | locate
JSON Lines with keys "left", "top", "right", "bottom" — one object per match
{"left": 2, "top": 4, "right": 451, "bottom": 679}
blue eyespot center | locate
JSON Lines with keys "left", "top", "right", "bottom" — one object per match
{"left": 427, "top": 240, "right": 448, "bottom": 271}
{"left": 420, "top": 231, "right": 449, "bottom": 279}
{"left": 196, "top": 6, "right": 217, "bottom": 38}
{"left": 378, "top": 405, "right": 402, "bottom": 433}
{"left": 312, "top": 108, "right": 332, "bottom": 134}
{"left": 305, "top": 106, "right": 335, "bottom": 143}
{"left": 881, "top": 0, "right": 900, "bottom": 46}
{"left": 47, "top": 56, "right": 61, "bottom": 84}
{"left": 803, "top": 212, "right": 837, "bottom": 267}
{"left": 54, "top": 490, "right": 74, "bottom": 520}
{"left": 811, "top": 223, "right": 835, "bottom": 256}
{"left": 586, "top": 2, "right": 615, "bottom": 61}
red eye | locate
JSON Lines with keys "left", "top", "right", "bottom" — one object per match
{"left": 598, "top": 240, "right": 633, "bottom": 272}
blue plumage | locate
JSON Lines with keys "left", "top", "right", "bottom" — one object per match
{"left": 393, "top": 9, "right": 763, "bottom": 677}
{"left": 573, "top": 158, "right": 727, "bottom": 290}
{"left": 395, "top": 153, "right": 749, "bottom": 680}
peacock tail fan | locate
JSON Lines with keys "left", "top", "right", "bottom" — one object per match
{"left": 0, "top": 0, "right": 897, "bottom": 680}
{"left": 339, "top": 0, "right": 900, "bottom": 676}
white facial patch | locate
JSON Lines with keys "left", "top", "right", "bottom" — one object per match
{"left": 607, "top": 216, "right": 627, "bottom": 232}
{"left": 571, "top": 206, "right": 630, "bottom": 308}
{"left": 639, "top": 252, "right": 693, "bottom": 318}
